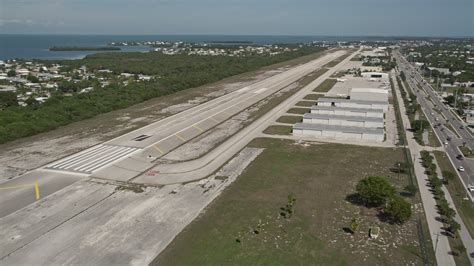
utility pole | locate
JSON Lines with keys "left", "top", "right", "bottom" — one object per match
{"left": 434, "top": 232, "right": 441, "bottom": 253}
{"left": 454, "top": 90, "right": 458, "bottom": 109}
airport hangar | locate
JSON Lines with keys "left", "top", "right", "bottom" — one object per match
{"left": 292, "top": 85, "right": 389, "bottom": 142}
{"left": 302, "top": 113, "right": 384, "bottom": 128}
{"left": 292, "top": 123, "right": 384, "bottom": 142}
{"left": 310, "top": 106, "right": 384, "bottom": 118}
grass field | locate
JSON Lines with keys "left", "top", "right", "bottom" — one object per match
{"left": 154, "top": 139, "right": 426, "bottom": 266}
{"left": 303, "top": 94, "right": 323, "bottom": 100}
{"left": 459, "top": 146, "right": 474, "bottom": 158}
{"left": 276, "top": 115, "right": 302, "bottom": 124}
{"left": 295, "top": 100, "right": 315, "bottom": 107}
{"left": 433, "top": 151, "right": 474, "bottom": 238}
{"left": 313, "top": 79, "right": 337, "bottom": 93}
{"left": 262, "top": 125, "right": 293, "bottom": 135}
{"left": 287, "top": 107, "right": 310, "bottom": 114}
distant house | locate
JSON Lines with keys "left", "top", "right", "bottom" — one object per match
{"left": 120, "top": 73, "right": 134, "bottom": 78}
{"left": 17, "top": 68, "right": 30, "bottom": 77}
{"left": 428, "top": 67, "right": 450, "bottom": 75}
{"left": 0, "top": 85, "right": 17, "bottom": 92}
{"left": 138, "top": 74, "right": 152, "bottom": 81}
{"left": 79, "top": 87, "right": 94, "bottom": 94}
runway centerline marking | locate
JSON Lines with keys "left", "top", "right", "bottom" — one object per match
{"left": 192, "top": 125, "right": 203, "bottom": 132}
{"left": 153, "top": 145, "right": 164, "bottom": 154}
{"left": 175, "top": 133, "right": 186, "bottom": 142}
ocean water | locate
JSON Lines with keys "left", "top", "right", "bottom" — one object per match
{"left": 0, "top": 34, "right": 384, "bottom": 60}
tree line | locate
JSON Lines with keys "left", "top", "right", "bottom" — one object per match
{"left": 0, "top": 46, "right": 325, "bottom": 144}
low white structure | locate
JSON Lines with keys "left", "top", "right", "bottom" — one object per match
{"left": 292, "top": 123, "right": 384, "bottom": 142}
{"left": 361, "top": 72, "right": 389, "bottom": 79}
{"left": 350, "top": 88, "right": 389, "bottom": 102}
{"left": 310, "top": 105, "right": 384, "bottom": 118}
{"left": 317, "top": 98, "right": 389, "bottom": 112}
{"left": 303, "top": 113, "right": 384, "bottom": 128}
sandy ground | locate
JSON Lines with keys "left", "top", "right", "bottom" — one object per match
{"left": 0, "top": 147, "right": 263, "bottom": 265}
{"left": 0, "top": 67, "right": 288, "bottom": 183}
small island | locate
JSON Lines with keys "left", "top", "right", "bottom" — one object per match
{"left": 49, "top": 46, "right": 121, "bottom": 51}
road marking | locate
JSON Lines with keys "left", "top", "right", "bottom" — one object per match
{"left": 254, "top": 87, "right": 269, "bottom": 94}
{"left": 210, "top": 117, "right": 219, "bottom": 123}
{"left": 34, "top": 180, "right": 40, "bottom": 200}
{"left": 46, "top": 145, "right": 141, "bottom": 174}
{"left": 193, "top": 125, "right": 203, "bottom": 132}
{"left": 153, "top": 145, "right": 164, "bottom": 154}
{"left": 0, "top": 183, "right": 35, "bottom": 190}
{"left": 175, "top": 133, "right": 186, "bottom": 142}
{"left": 237, "top": 86, "right": 250, "bottom": 93}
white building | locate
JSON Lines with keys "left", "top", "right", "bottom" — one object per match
{"left": 292, "top": 123, "right": 384, "bottom": 142}
{"left": 361, "top": 72, "right": 389, "bottom": 80}
{"left": 350, "top": 88, "right": 389, "bottom": 102}
{"left": 317, "top": 98, "right": 389, "bottom": 112}
{"left": 303, "top": 113, "right": 384, "bottom": 128}
{"left": 310, "top": 105, "right": 384, "bottom": 118}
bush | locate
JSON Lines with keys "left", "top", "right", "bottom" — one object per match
{"left": 385, "top": 195, "right": 412, "bottom": 224}
{"left": 356, "top": 176, "right": 396, "bottom": 207}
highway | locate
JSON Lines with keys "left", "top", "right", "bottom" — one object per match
{"left": 394, "top": 51, "right": 474, "bottom": 200}
{"left": 0, "top": 49, "right": 347, "bottom": 218}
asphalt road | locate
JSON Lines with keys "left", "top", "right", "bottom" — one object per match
{"left": 0, "top": 49, "right": 347, "bottom": 218}
{"left": 395, "top": 51, "right": 474, "bottom": 200}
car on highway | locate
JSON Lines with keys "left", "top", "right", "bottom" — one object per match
{"left": 460, "top": 126, "right": 465, "bottom": 129}
{"left": 457, "top": 154, "right": 464, "bottom": 160}
{"left": 468, "top": 185, "right": 474, "bottom": 192}
{"left": 447, "top": 136, "right": 451, "bottom": 141}
{"left": 458, "top": 166, "right": 465, "bottom": 172}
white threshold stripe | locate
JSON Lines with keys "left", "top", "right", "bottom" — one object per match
{"left": 72, "top": 146, "right": 131, "bottom": 171}
{"left": 80, "top": 148, "right": 138, "bottom": 173}
{"left": 48, "top": 145, "right": 106, "bottom": 168}
{"left": 76, "top": 147, "right": 137, "bottom": 172}
{"left": 51, "top": 145, "right": 114, "bottom": 168}
{"left": 78, "top": 147, "right": 136, "bottom": 171}
{"left": 54, "top": 145, "right": 118, "bottom": 169}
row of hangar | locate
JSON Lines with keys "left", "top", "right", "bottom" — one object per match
{"left": 292, "top": 88, "right": 389, "bottom": 142}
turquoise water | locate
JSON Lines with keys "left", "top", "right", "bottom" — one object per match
{"left": 0, "top": 34, "right": 387, "bottom": 60}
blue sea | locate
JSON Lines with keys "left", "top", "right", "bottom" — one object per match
{"left": 0, "top": 34, "right": 388, "bottom": 60}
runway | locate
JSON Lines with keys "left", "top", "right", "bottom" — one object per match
{"left": 0, "top": 49, "right": 347, "bottom": 218}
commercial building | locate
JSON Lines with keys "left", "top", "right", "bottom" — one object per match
{"left": 303, "top": 113, "right": 384, "bottom": 128}
{"left": 316, "top": 98, "right": 389, "bottom": 111}
{"left": 310, "top": 105, "right": 384, "bottom": 118}
{"left": 350, "top": 88, "right": 389, "bottom": 102}
{"left": 292, "top": 123, "right": 384, "bottom": 142}
{"left": 361, "top": 72, "right": 389, "bottom": 79}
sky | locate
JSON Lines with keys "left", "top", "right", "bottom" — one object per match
{"left": 0, "top": 0, "right": 473, "bottom": 36}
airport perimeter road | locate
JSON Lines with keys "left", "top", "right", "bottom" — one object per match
{"left": 395, "top": 51, "right": 474, "bottom": 200}
{"left": 0, "top": 49, "right": 347, "bottom": 218}
{"left": 133, "top": 49, "right": 360, "bottom": 185}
